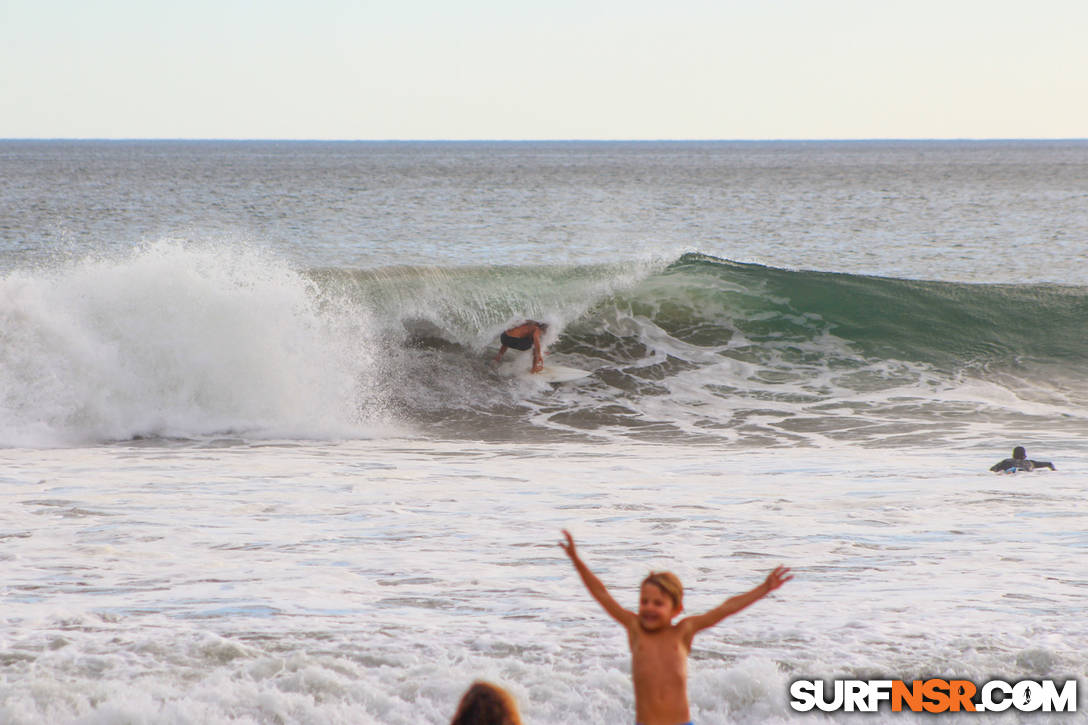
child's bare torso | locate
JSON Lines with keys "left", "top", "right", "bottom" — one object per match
{"left": 628, "top": 621, "right": 694, "bottom": 725}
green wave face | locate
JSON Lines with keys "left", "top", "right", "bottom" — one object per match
{"left": 317, "top": 254, "right": 1088, "bottom": 447}
{"left": 329, "top": 252, "right": 1088, "bottom": 369}
{"left": 645, "top": 253, "right": 1088, "bottom": 368}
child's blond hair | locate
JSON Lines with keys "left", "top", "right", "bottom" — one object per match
{"left": 642, "top": 571, "right": 683, "bottom": 608}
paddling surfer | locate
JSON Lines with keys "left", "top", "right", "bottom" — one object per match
{"left": 493, "top": 320, "right": 548, "bottom": 373}
{"left": 990, "top": 446, "right": 1056, "bottom": 473}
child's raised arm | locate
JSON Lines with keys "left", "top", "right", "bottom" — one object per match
{"left": 559, "top": 530, "right": 636, "bottom": 627}
{"left": 685, "top": 566, "right": 792, "bottom": 635}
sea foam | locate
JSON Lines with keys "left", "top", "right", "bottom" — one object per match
{"left": 0, "top": 242, "right": 378, "bottom": 445}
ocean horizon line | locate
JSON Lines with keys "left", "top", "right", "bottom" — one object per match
{"left": 3, "top": 136, "right": 1086, "bottom": 144}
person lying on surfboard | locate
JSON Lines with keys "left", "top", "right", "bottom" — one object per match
{"left": 493, "top": 320, "right": 548, "bottom": 373}
{"left": 990, "top": 445, "right": 1056, "bottom": 473}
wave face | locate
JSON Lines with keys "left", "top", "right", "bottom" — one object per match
{"left": 3, "top": 246, "right": 1086, "bottom": 447}
{"left": 356, "top": 252, "right": 1088, "bottom": 447}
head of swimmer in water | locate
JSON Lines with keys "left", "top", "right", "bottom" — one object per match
{"left": 638, "top": 571, "right": 684, "bottom": 631}
{"left": 1012, "top": 446, "right": 1027, "bottom": 460}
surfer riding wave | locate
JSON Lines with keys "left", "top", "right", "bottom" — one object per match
{"left": 494, "top": 320, "right": 548, "bottom": 374}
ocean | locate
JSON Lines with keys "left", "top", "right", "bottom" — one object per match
{"left": 1, "top": 140, "right": 1086, "bottom": 723}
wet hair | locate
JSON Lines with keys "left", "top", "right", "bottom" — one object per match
{"left": 641, "top": 571, "right": 684, "bottom": 609}
{"left": 1013, "top": 446, "right": 1027, "bottom": 459}
{"left": 450, "top": 681, "right": 523, "bottom": 725}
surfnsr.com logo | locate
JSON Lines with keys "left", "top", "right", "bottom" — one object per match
{"left": 790, "top": 678, "right": 1078, "bottom": 713}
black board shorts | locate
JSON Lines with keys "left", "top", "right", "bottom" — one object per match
{"left": 500, "top": 332, "right": 534, "bottom": 351}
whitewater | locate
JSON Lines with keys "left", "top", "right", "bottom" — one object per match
{"left": 1, "top": 140, "right": 1086, "bottom": 724}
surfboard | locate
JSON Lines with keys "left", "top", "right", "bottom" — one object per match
{"left": 533, "top": 364, "right": 593, "bottom": 383}
{"left": 497, "top": 362, "right": 593, "bottom": 384}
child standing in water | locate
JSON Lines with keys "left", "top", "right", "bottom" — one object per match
{"left": 559, "top": 530, "right": 792, "bottom": 725}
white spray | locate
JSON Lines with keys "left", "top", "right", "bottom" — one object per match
{"left": 0, "top": 241, "right": 379, "bottom": 446}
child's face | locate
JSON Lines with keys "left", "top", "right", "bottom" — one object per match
{"left": 638, "top": 581, "right": 680, "bottom": 631}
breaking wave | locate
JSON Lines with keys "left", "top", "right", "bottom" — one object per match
{"left": 2, "top": 245, "right": 1085, "bottom": 447}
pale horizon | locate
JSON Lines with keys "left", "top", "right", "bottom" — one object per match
{"left": 4, "top": 137, "right": 1086, "bottom": 142}
{"left": 3, "top": 0, "right": 1086, "bottom": 141}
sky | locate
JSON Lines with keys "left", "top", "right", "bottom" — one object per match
{"left": 1, "top": 0, "right": 1086, "bottom": 140}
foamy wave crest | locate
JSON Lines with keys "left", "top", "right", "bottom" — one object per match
{"left": 0, "top": 242, "right": 380, "bottom": 446}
